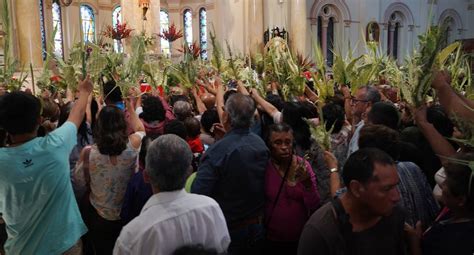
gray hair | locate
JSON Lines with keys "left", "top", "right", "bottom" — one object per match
{"left": 145, "top": 134, "right": 193, "bottom": 191}
{"left": 225, "top": 94, "right": 256, "bottom": 129}
{"left": 360, "top": 85, "right": 381, "bottom": 104}
{"left": 173, "top": 101, "right": 193, "bottom": 121}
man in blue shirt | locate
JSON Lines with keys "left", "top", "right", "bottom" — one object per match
{"left": 192, "top": 93, "right": 270, "bottom": 255}
{"left": 0, "top": 77, "right": 93, "bottom": 254}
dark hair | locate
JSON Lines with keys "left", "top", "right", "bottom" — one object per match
{"left": 41, "top": 99, "right": 60, "bottom": 122}
{"left": 265, "top": 123, "right": 293, "bottom": 148}
{"left": 427, "top": 105, "right": 454, "bottom": 137}
{"left": 200, "top": 109, "right": 219, "bottom": 134}
{"left": 343, "top": 147, "right": 395, "bottom": 187}
{"left": 164, "top": 120, "right": 187, "bottom": 140}
{"left": 266, "top": 94, "right": 285, "bottom": 111}
{"left": 0, "top": 92, "right": 41, "bottom": 135}
{"left": 139, "top": 136, "right": 153, "bottom": 169}
{"left": 184, "top": 117, "right": 201, "bottom": 138}
{"left": 223, "top": 90, "right": 238, "bottom": 104}
{"left": 444, "top": 153, "right": 474, "bottom": 213}
{"left": 103, "top": 80, "right": 122, "bottom": 104}
{"left": 358, "top": 124, "right": 401, "bottom": 160}
{"left": 322, "top": 102, "right": 345, "bottom": 134}
{"left": 173, "top": 244, "right": 217, "bottom": 255}
{"left": 94, "top": 106, "right": 128, "bottom": 156}
{"left": 140, "top": 95, "right": 166, "bottom": 122}
{"left": 327, "top": 91, "right": 345, "bottom": 108}
{"left": 282, "top": 102, "right": 312, "bottom": 151}
{"left": 367, "top": 101, "right": 400, "bottom": 130}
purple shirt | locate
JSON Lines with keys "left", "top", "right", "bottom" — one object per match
{"left": 264, "top": 157, "right": 320, "bottom": 242}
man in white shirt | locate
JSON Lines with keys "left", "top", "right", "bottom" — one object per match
{"left": 114, "top": 134, "right": 230, "bottom": 255}
{"left": 346, "top": 86, "right": 381, "bottom": 158}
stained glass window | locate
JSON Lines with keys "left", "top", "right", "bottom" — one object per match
{"left": 80, "top": 5, "right": 95, "bottom": 43}
{"left": 112, "top": 6, "right": 122, "bottom": 52}
{"left": 39, "top": 0, "right": 47, "bottom": 60}
{"left": 199, "top": 8, "right": 207, "bottom": 60}
{"left": 183, "top": 9, "right": 193, "bottom": 46}
{"left": 52, "top": 0, "right": 64, "bottom": 59}
{"left": 160, "top": 10, "right": 170, "bottom": 57}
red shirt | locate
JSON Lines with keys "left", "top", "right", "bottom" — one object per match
{"left": 187, "top": 136, "right": 204, "bottom": 154}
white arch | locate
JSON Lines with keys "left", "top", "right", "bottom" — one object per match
{"left": 310, "top": 0, "right": 351, "bottom": 23}
{"left": 438, "top": 8, "right": 463, "bottom": 30}
{"left": 383, "top": 2, "right": 415, "bottom": 26}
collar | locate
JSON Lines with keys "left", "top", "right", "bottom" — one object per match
{"left": 141, "top": 189, "right": 187, "bottom": 213}
{"left": 225, "top": 127, "right": 250, "bottom": 136}
{"left": 355, "top": 120, "right": 365, "bottom": 127}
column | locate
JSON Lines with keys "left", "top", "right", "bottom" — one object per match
{"left": 149, "top": 0, "right": 161, "bottom": 53}
{"left": 381, "top": 24, "right": 388, "bottom": 55}
{"left": 344, "top": 22, "right": 351, "bottom": 55}
{"left": 248, "top": 0, "right": 264, "bottom": 53}
{"left": 15, "top": 0, "right": 43, "bottom": 67}
{"left": 121, "top": 0, "right": 140, "bottom": 53}
{"left": 263, "top": 0, "right": 273, "bottom": 30}
{"left": 388, "top": 23, "right": 395, "bottom": 57}
{"left": 321, "top": 18, "right": 328, "bottom": 63}
{"left": 407, "top": 25, "right": 414, "bottom": 57}
{"left": 290, "top": 0, "right": 307, "bottom": 55}
{"left": 167, "top": 4, "right": 181, "bottom": 61}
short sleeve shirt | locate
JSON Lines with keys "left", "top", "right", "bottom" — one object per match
{"left": 0, "top": 122, "right": 87, "bottom": 255}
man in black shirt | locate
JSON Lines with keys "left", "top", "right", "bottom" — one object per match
{"left": 298, "top": 148, "right": 409, "bottom": 255}
{"left": 192, "top": 93, "right": 270, "bottom": 254}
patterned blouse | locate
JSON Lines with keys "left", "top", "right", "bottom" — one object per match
{"left": 74, "top": 139, "right": 140, "bottom": 221}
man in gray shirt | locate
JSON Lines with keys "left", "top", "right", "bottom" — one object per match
{"left": 298, "top": 148, "right": 410, "bottom": 255}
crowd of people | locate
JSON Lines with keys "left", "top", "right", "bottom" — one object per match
{"left": 0, "top": 68, "right": 473, "bottom": 255}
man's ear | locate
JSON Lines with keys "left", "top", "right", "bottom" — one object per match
{"left": 349, "top": 180, "right": 365, "bottom": 198}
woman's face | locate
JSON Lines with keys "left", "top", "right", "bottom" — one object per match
{"left": 269, "top": 131, "right": 293, "bottom": 161}
{"left": 440, "top": 179, "right": 465, "bottom": 210}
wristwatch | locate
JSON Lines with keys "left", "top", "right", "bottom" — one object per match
{"left": 330, "top": 167, "right": 338, "bottom": 173}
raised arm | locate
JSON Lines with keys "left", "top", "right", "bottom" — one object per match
{"left": 249, "top": 88, "right": 279, "bottom": 118}
{"left": 432, "top": 71, "right": 474, "bottom": 120}
{"left": 67, "top": 76, "right": 93, "bottom": 129}
{"left": 415, "top": 105, "right": 456, "bottom": 166}
{"left": 215, "top": 76, "right": 226, "bottom": 125}
{"left": 192, "top": 87, "right": 207, "bottom": 115}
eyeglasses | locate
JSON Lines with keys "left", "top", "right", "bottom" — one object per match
{"left": 351, "top": 97, "right": 369, "bottom": 104}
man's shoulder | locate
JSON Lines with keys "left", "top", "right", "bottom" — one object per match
{"left": 306, "top": 202, "right": 338, "bottom": 229}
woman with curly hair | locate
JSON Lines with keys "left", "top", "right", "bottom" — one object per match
{"left": 137, "top": 94, "right": 175, "bottom": 138}
{"left": 74, "top": 99, "right": 145, "bottom": 254}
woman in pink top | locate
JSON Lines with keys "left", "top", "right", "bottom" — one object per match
{"left": 264, "top": 123, "right": 320, "bottom": 254}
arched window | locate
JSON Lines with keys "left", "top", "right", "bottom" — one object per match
{"left": 327, "top": 17, "right": 334, "bottom": 66}
{"left": 52, "top": 0, "right": 64, "bottom": 59}
{"left": 199, "top": 8, "right": 207, "bottom": 60}
{"left": 80, "top": 5, "right": 95, "bottom": 43}
{"left": 160, "top": 9, "right": 170, "bottom": 56}
{"left": 39, "top": 0, "right": 47, "bottom": 60}
{"left": 387, "top": 12, "right": 402, "bottom": 60}
{"left": 183, "top": 9, "right": 193, "bottom": 45}
{"left": 316, "top": 5, "right": 337, "bottom": 66}
{"left": 112, "top": 6, "right": 122, "bottom": 52}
